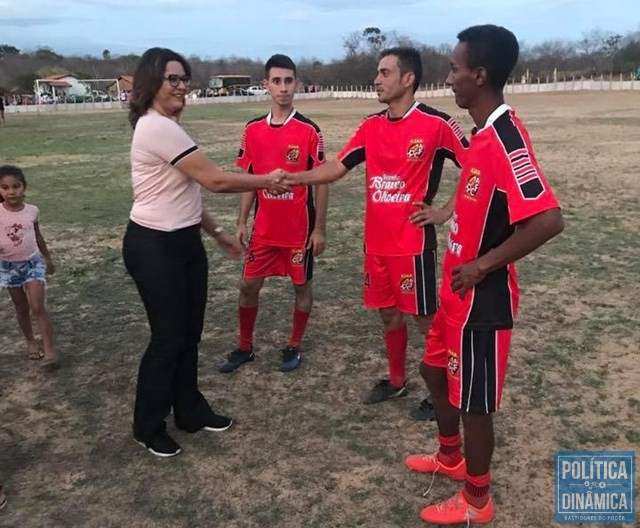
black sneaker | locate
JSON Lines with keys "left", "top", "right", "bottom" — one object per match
{"left": 363, "top": 378, "right": 408, "bottom": 404}
{"left": 203, "top": 413, "right": 233, "bottom": 432}
{"left": 410, "top": 396, "right": 436, "bottom": 421}
{"left": 280, "top": 346, "right": 301, "bottom": 372}
{"left": 135, "top": 431, "right": 182, "bottom": 458}
{"left": 219, "top": 348, "right": 255, "bottom": 373}
{"left": 177, "top": 412, "right": 233, "bottom": 433}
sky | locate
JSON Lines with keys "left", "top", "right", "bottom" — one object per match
{"left": 0, "top": 0, "right": 638, "bottom": 61}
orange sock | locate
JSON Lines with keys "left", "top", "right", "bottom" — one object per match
{"left": 463, "top": 472, "right": 491, "bottom": 508}
{"left": 384, "top": 324, "right": 407, "bottom": 387}
{"left": 238, "top": 306, "right": 258, "bottom": 352}
{"left": 287, "top": 308, "right": 310, "bottom": 348}
{"left": 437, "top": 433, "right": 463, "bottom": 466}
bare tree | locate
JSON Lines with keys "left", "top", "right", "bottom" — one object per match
{"left": 343, "top": 31, "right": 363, "bottom": 57}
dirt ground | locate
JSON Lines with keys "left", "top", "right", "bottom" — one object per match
{"left": 0, "top": 92, "right": 638, "bottom": 527}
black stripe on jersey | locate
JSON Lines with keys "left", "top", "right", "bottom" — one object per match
{"left": 493, "top": 111, "right": 544, "bottom": 200}
{"left": 238, "top": 114, "right": 268, "bottom": 158}
{"left": 170, "top": 145, "right": 198, "bottom": 165}
{"left": 341, "top": 147, "right": 365, "bottom": 169}
{"left": 416, "top": 103, "right": 470, "bottom": 163}
{"left": 293, "top": 112, "right": 326, "bottom": 162}
{"left": 461, "top": 330, "right": 498, "bottom": 414}
{"left": 303, "top": 248, "right": 314, "bottom": 283}
{"left": 306, "top": 181, "right": 316, "bottom": 237}
{"left": 414, "top": 249, "right": 437, "bottom": 315}
{"left": 341, "top": 110, "right": 386, "bottom": 169}
{"left": 467, "top": 188, "right": 515, "bottom": 330}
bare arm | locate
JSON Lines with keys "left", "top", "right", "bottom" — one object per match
{"left": 34, "top": 222, "right": 55, "bottom": 274}
{"left": 236, "top": 191, "right": 256, "bottom": 247}
{"left": 237, "top": 191, "right": 256, "bottom": 226}
{"left": 201, "top": 209, "right": 244, "bottom": 259}
{"left": 176, "top": 150, "right": 288, "bottom": 194}
{"left": 307, "top": 183, "right": 329, "bottom": 256}
{"left": 409, "top": 189, "right": 457, "bottom": 227}
{"left": 451, "top": 208, "right": 564, "bottom": 297}
{"left": 200, "top": 209, "right": 223, "bottom": 237}
{"left": 285, "top": 158, "right": 349, "bottom": 186}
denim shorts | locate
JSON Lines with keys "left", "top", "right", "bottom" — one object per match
{"left": 0, "top": 255, "right": 46, "bottom": 288}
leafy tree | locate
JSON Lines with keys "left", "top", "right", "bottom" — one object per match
{"left": 0, "top": 44, "right": 20, "bottom": 59}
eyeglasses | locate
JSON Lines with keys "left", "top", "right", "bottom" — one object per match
{"left": 164, "top": 74, "right": 191, "bottom": 88}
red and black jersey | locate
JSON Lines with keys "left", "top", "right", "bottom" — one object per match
{"left": 440, "top": 105, "right": 561, "bottom": 330}
{"left": 338, "top": 102, "right": 468, "bottom": 256}
{"left": 236, "top": 109, "right": 325, "bottom": 247}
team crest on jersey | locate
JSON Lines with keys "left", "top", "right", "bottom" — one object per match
{"left": 447, "top": 350, "right": 459, "bottom": 377}
{"left": 291, "top": 249, "right": 305, "bottom": 265}
{"left": 399, "top": 274, "right": 414, "bottom": 293}
{"left": 465, "top": 168, "right": 481, "bottom": 199}
{"left": 407, "top": 139, "right": 425, "bottom": 160}
{"left": 286, "top": 145, "right": 300, "bottom": 163}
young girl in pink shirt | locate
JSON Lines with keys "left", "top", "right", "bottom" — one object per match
{"left": 0, "top": 165, "right": 59, "bottom": 369}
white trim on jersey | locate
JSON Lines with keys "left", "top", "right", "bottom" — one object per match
{"left": 479, "top": 104, "right": 511, "bottom": 132}
{"left": 386, "top": 100, "right": 419, "bottom": 121}
{"left": 267, "top": 107, "right": 297, "bottom": 127}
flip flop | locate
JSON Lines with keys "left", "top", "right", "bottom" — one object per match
{"left": 41, "top": 355, "right": 60, "bottom": 371}
{"left": 27, "top": 342, "right": 45, "bottom": 360}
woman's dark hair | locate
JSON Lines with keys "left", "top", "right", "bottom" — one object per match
{"left": 128, "top": 47, "right": 191, "bottom": 128}
{"left": 0, "top": 165, "right": 27, "bottom": 203}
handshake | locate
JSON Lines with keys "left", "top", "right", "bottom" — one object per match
{"left": 263, "top": 169, "right": 303, "bottom": 195}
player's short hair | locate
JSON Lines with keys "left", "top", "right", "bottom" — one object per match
{"left": 128, "top": 47, "right": 191, "bottom": 129}
{"left": 380, "top": 47, "right": 423, "bottom": 93}
{"left": 457, "top": 25, "right": 519, "bottom": 91}
{"left": 265, "top": 54, "right": 297, "bottom": 78}
{"left": 0, "top": 165, "right": 27, "bottom": 203}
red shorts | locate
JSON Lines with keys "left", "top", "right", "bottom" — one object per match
{"left": 243, "top": 240, "right": 313, "bottom": 285}
{"left": 422, "top": 309, "right": 512, "bottom": 414}
{"left": 363, "top": 251, "right": 437, "bottom": 315}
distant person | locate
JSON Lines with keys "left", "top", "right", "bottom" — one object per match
{"left": 0, "top": 165, "right": 59, "bottom": 369}
{"left": 404, "top": 25, "right": 564, "bottom": 524}
{"left": 278, "top": 47, "right": 468, "bottom": 414}
{"left": 124, "top": 47, "right": 289, "bottom": 457}
{"left": 0, "top": 96, "right": 5, "bottom": 126}
{"left": 219, "top": 54, "right": 328, "bottom": 374}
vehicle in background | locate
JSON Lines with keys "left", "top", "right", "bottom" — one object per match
{"left": 208, "top": 74, "right": 251, "bottom": 96}
{"left": 246, "top": 85, "right": 269, "bottom": 96}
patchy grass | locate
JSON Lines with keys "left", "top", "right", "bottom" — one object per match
{"left": 1, "top": 92, "right": 639, "bottom": 528}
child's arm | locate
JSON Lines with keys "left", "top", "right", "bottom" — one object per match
{"left": 34, "top": 222, "right": 55, "bottom": 275}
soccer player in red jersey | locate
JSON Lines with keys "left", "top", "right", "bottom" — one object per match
{"left": 404, "top": 25, "right": 565, "bottom": 524}
{"left": 278, "top": 47, "right": 468, "bottom": 408}
{"left": 219, "top": 54, "right": 328, "bottom": 373}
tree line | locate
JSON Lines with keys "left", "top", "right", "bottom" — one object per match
{"left": 1, "top": 26, "right": 639, "bottom": 94}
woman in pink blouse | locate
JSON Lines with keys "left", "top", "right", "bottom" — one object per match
{"left": 124, "top": 47, "right": 288, "bottom": 457}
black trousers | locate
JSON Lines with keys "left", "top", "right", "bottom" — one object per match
{"left": 123, "top": 221, "right": 214, "bottom": 441}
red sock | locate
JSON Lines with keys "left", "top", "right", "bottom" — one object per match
{"left": 238, "top": 306, "right": 258, "bottom": 352}
{"left": 463, "top": 472, "right": 491, "bottom": 508}
{"left": 437, "top": 433, "right": 463, "bottom": 466}
{"left": 384, "top": 324, "right": 408, "bottom": 387}
{"left": 287, "top": 307, "right": 310, "bottom": 348}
